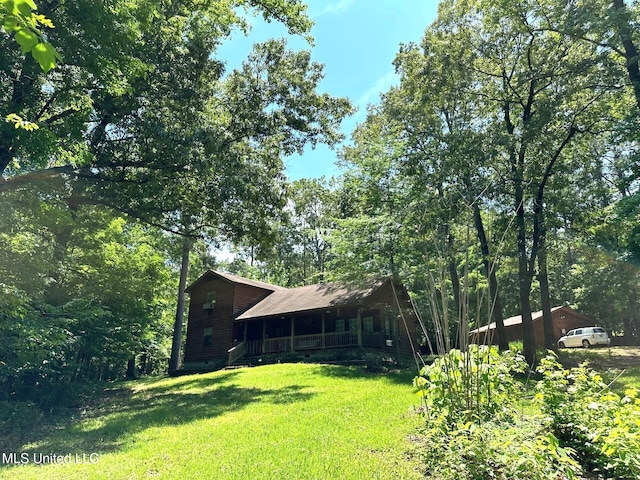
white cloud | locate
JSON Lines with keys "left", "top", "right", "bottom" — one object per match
{"left": 355, "top": 70, "right": 398, "bottom": 115}
{"left": 312, "top": 0, "right": 356, "bottom": 17}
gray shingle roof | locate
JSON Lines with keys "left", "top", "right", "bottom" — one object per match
{"left": 236, "top": 280, "right": 386, "bottom": 320}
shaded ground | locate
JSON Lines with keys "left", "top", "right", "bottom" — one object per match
{"left": 0, "top": 363, "right": 423, "bottom": 480}
{"left": 1, "top": 370, "right": 314, "bottom": 462}
{"left": 558, "top": 345, "right": 640, "bottom": 369}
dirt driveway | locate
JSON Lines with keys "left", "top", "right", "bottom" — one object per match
{"left": 559, "top": 345, "right": 640, "bottom": 369}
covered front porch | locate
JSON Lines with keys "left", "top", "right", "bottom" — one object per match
{"left": 228, "top": 307, "right": 391, "bottom": 364}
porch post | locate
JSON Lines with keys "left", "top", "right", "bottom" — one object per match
{"left": 321, "top": 312, "right": 326, "bottom": 349}
{"left": 262, "top": 319, "right": 266, "bottom": 353}
{"left": 395, "top": 315, "right": 401, "bottom": 362}
{"left": 357, "top": 308, "right": 363, "bottom": 347}
{"left": 243, "top": 321, "right": 247, "bottom": 342}
{"left": 290, "top": 316, "right": 295, "bottom": 352}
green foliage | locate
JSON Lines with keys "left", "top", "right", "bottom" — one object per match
{"left": 1, "top": 0, "right": 60, "bottom": 71}
{"left": 536, "top": 353, "right": 640, "bottom": 479}
{"left": 414, "top": 344, "right": 527, "bottom": 425}
{"left": 0, "top": 187, "right": 177, "bottom": 405}
{"left": 417, "top": 417, "right": 579, "bottom": 480}
{"left": 414, "top": 346, "right": 579, "bottom": 480}
{"left": 414, "top": 347, "right": 640, "bottom": 479}
{"left": 2, "top": 0, "right": 61, "bottom": 128}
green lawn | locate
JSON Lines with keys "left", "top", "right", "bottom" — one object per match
{"left": 1, "top": 364, "right": 424, "bottom": 480}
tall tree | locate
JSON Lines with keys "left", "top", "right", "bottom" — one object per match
{"left": 0, "top": 0, "right": 314, "bottom": 189}
{"left": 245, "top": 177, "right": 337, "bottom": 287}
{"left": 431, "top": 0, "right": 620, "bottom": 363}
{"left": 334, "top": 110, "right": 411, "bottom": 281}
{"left": 2, "top": 1, "right": 352, "bottom": 372}
{"left": 388, "top": 20, "right": 511, "bottom": 350}
{"left": 160, "top": 38, "right": 352, "bottom": 371}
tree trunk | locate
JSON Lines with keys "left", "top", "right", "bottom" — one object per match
{"left": 538, "top": 230, "right": 556, "bottom": 351}
{"left": 472, "top": 203, "right": 508, "bottom": 350}
{"left": 503, "top": 79, "right": 536, "bottom": 365}
{"left": 517, "top": 223, "right": 536, "bottom": 364}
{"left": 126, "top": 357, "right": 136, "bottom": 379}
{"left": 611, "top": 0, "right": 640, "bottom": 109}
{"left": 515, "top": 157, "right": 536, "bottom": 365}
{"left": 140, "top": 353, "right": 148, "bottom": 375}
{"left": 169, "top": 236, "right": 192, "bottom": 373}
{"left": 623, "top": 314, "right": 640, "bottom": 345}
{"left": 532, "top": 130, "right": 576, "bottom": 354}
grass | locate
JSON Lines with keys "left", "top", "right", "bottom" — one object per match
{"left": 556, "top": 345, "right": 640, "bottom": 391}
{"left": 0, "top": 364, "right": 424, "bottom": 480}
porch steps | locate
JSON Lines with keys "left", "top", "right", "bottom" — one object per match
{"left": 224, "top": 364, "right": 250, "bottom": 370}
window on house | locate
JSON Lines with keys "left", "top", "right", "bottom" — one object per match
{"left": 384, "top": 317, "right": 392, "bottom": 339}
{"left": 204, "top": 291, "right": 216, "bottom": 309}
{"left": 363, "top": 316, "right": 374, "bottom": 333}
{"left": 203, "top": 327, "right": 213, "bottom": 347}
{"left": 336, "top": 319, "right": 345, "bottom": 332}
{"left": 348, "top": 318, "right": 358, "bottom": 332}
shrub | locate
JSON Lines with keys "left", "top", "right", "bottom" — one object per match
{"left": 414, "top": 344, "right": 527, "bottom": 424}
{"left": 536, "top": 353, "right": 640, "bottom": 479}
{"left": 416, "top": 417, "right": 579, "bottom": 480}
{"left": 413, "top": 346, "right": 580, "bottom": 479}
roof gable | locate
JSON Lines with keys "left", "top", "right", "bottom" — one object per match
{"left": 186, "top": 271, "right": 403, "bottom": 320}
{"left": 185, "top": 270, "right": 286, "bottom": 294}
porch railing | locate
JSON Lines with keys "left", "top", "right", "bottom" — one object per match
{"left": 294, "top": 334, "right": 323, "bottom": 350}
{"left": 245, "top": 340, "right": 263, "bottom": 355}
{"left": 263, "top": 336, "right": 292, "bottom": 354}
{"left": 248, "top": 332, "right": 360, "bottom": 356}
{"left": 227, "top": 342, "right": 246, "bottom": 365}
{"left": 231, "top": 331, "right": 370, "bottom": 363}
{"left": 324, "top": 332, "right": 358, "bottom": 348}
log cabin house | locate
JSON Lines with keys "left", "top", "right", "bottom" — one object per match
{"left": 182, "top": 270, "right": 418, "bottom": 369}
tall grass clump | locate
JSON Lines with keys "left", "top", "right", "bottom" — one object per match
{"left": 412, "top": 226, "right": 579, "bottom": 478}
{"left": 414, "top": 344, "right": 526, "bottom": 424}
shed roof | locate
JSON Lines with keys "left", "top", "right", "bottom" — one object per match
{"left": 185, "top": 270, "right": 286, "bottom": 294}
{"left": 469, "top": 306, "right": 568, "bottom": 334}
{"left": 235, "top": 278, "right": 389, "bottom": 320}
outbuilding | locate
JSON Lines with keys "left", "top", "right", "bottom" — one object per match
{"left": 469, "top": 306, "right": 599, "bottom": 347}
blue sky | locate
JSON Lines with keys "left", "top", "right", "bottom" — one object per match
{"left": 218, "top": 0, "right": 439, "bottom": 180}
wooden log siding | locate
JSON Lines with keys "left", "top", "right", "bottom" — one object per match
{"left": 183, "top": 270, "right": 285, "bottom": 364}
{"left": 183, "top": 272, "right": 419, "bottom": 365}
{"left": 183, "top": 278, "right": 236, "bottom": 362}
{"left": 364, "top": 282, "right": 418, "bottom": 359}
{"left": 233, "top": 283, "right": 272, "bottom": 316}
